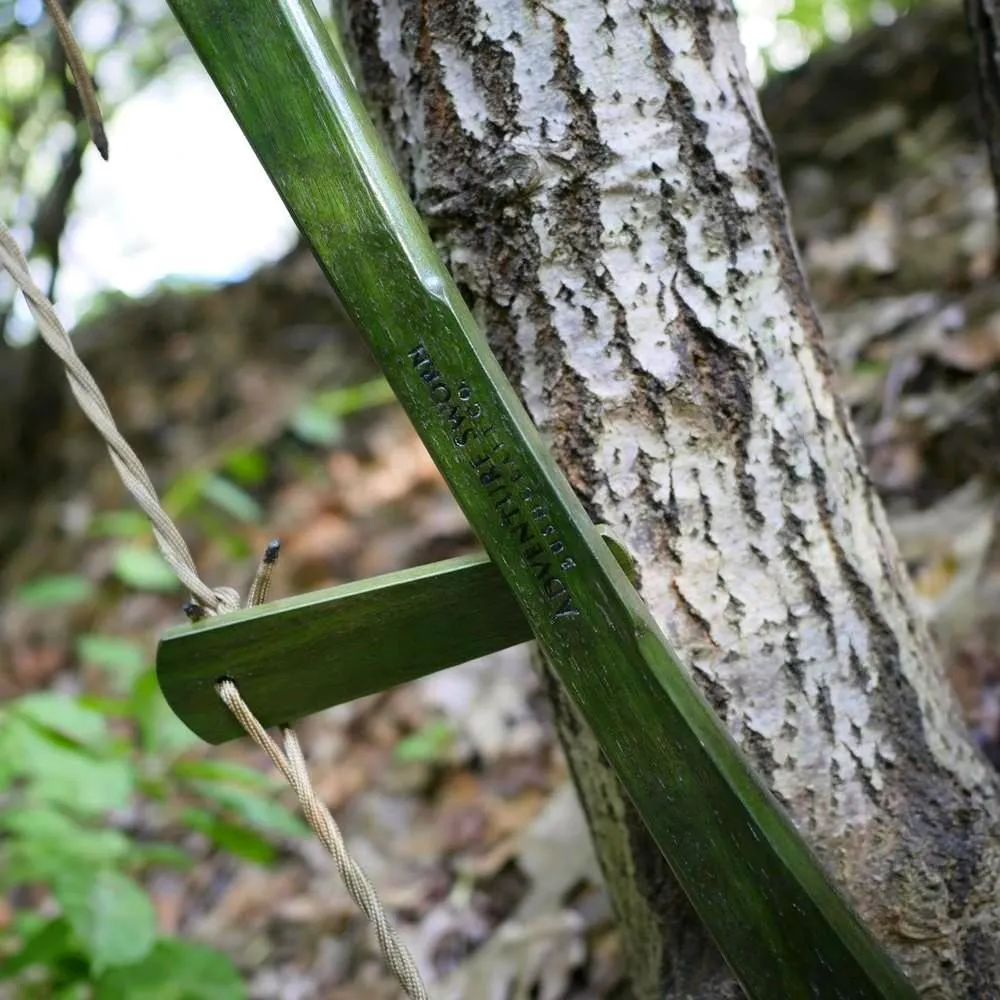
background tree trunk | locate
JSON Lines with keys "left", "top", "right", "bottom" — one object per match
{"left": 967, "top": 0, "right": 1000, "bottom": 231}
{"left": 339, "top": 1, "right": 1000, "bottom": 995}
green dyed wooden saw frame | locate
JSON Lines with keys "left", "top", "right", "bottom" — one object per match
{"left": 155, "top": 0, "right": 920, "bottom": 996}
{"left": 158, "top": 531, "right": 636, "bottom": 745}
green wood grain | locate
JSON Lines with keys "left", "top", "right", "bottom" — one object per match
{"left": 158, "top": 554, "right": 530, "bottom": 743}
{"left": 162, "top": 1, "right": 921, "bottom": 996}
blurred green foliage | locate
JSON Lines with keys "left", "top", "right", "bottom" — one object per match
{"left": 759, "top": 0, "right": 917, "bottom": 74}
{"left": 0, "top": 670, "right": 264, "bottom": 996}
{"left": 0, "top": 372, "right": 398, "bottom": 996}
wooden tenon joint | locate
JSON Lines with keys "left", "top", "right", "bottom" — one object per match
{"left": 156, "top": 530, "right": 637, "bottom": 745}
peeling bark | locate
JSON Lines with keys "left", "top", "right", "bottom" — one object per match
{"left": 341, "top": 2, "right": 1000, "bottom": 995}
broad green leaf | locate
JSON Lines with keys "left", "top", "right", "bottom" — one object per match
{"left": 199, "top": 474, "right": 262, "bottom": 523}
{"left": 113, "top": 546, "right": 181, "bottom": 592}
{"left": 1, "top": 807, "right": 131, "bottom": 876}
{"left": 2, "top": 719, "right": 134, "bottom": 814}
{"left": 54, "top": 984, "right": 92, "bottom": 1000}
{"left": 77, "top": 634, "right": 148, "bottom": 681}
{"left": 95, "top": 939, "right": 245, "bottom": 1000}
{"left": 13, "top": 692, "right": 109, "bottom": 748}
{"left": 34, "top": 751, "right": 134, "bottom": 815}
{"left": 55, "top": 868, "right": 157, "bottom": 973}
{"left": 14, "top": 574, "right": 94, "bottom": 608}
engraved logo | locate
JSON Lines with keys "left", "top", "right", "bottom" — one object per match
{"left": 408, "top": 343, "right": 579, "bottom": 623}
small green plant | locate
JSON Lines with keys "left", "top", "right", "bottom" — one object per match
{"left": 289, "top": 376, "right": 397, "bottom": 447}
{"left": 0, "top": 370, "right": 401, "bottom": 995}
{"left": 394, "top": 719, "right": 456, "bottom": 765}
{"left": 0, "top": 564, "right": 313, "bottom": 997}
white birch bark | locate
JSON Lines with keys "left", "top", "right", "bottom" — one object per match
{"left": 340, "top": 1, "right": 1000, "bottom": 994}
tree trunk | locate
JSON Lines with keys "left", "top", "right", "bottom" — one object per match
{"left": 967, "top": 0, "right": 1000, "bottom": 233}
{"left": 340, "top": 1, "right": 1000, "bottom": 995}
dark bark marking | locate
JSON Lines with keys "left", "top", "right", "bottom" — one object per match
{"left": 783, "top": 610, "right": 806, "bottom": 687}
{"left": 549, "top": 16, "right": 615, "bottom": 169}
{"left": 779, "top": 506, "right": 837, "bottom": 650}
{"left": 634, "top": 450, "right": 682, "bottom": 567}
{"left": 693, "top": 665, "right": 730, "bottom": 716}
{"left": 657, "top": 180, "right": 717, "bottom": 300}
{"left": 771, "top": 427, "right": 801, "bottom": 489}
{"left": 846, "top": 744, "right": 882, "bottom": 806}
{"left": 815, "top": 681, "right": 836, "bottom": 739}
{"left": 694, "top": 468, "right": 715, "bottom": 545}
{"left": 963, "top": 926, "right": 995, "bottom": 998}
{"left": 723, "top": 589, "right": 745, "bottom": 631}
{"left": 647, "top": 26, "right": 750, "bottom": 289}
{"left": 670, "top": 292, "right": 762, "bottom": 528}
{"left": 847, "top": 645, "right": 868, "bottom": 690}
{"left": 672, "top": 579, "right": 716, "bottom": 642}
{"left": 742, "top": 719, "right": 780, "bottom": 789}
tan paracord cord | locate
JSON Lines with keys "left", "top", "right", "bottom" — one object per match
{"left": 0, "top": 220, "right": 429, "bottom": 1000}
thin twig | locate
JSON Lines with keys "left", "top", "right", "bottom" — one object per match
{"left": 42, "top": 0, "right": 108, "bottom": 160}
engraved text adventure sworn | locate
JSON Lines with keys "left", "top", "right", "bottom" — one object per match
{"left": 408, "top": 343, "right": 580, "bottom": 623}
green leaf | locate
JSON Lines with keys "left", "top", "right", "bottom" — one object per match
{"left": 37, "top": 751, "right": 135, "bottom": 815}
{"left": 189, "top": 780, "right": 308, "bottom": 839}
{"left": 131, "top": 670, "right": 200, "bottom": 756}
{"left": 163, "top": 469, "right": 209, "bottom": 520}
{"left": 1, "top": 807, "right": 131, "bottom": 876}
{"left": 170, "top": 758, "right": 275, "bottom": 790}
{"left": 0, "top": 917, "right": 75, "bottom": 981}
{"left": 127, "top": 842, "right": 194, "bottom": 870}
{"left": 0, "top": 718, "right": 134, "bottom": 814}
{"left": 54, "top": 984, "right": 92, "bottom": 1000}
{"left": 13, "top": 692, "right": 109, "bottom": 748}
{"left": 77, "top": 634, "right": 148, "bottom": 681}
{"left": 55, "top": 868, "right": 157, "bottom": 974}
{"left": 394, "top": 719, "right": 455, "bottom": 763}
{"left": 14, "top": 574, "right": 94, "bottom": 608}
{"left": 289, "top": 402, "right": 343, "bottom": 446}
{"left": 223, "top": 447, "right": 268, "bottom": 485}
{"left": 95, "top": 939, "right": 245, "bottom": 1000}
{"left": 180, "top": 808, "right": 278, "bottom": 864}
{"left": 88, "top": 510, "right": 151, "bottom": 540}
{"left": 199, "top": 474, "right": 262, "bottom": 523}
{"left": 113, "top": 546, "right": 182, "bottom": 592}
{"left": 314, "top": 377, "right": 397, "bottom": 415}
